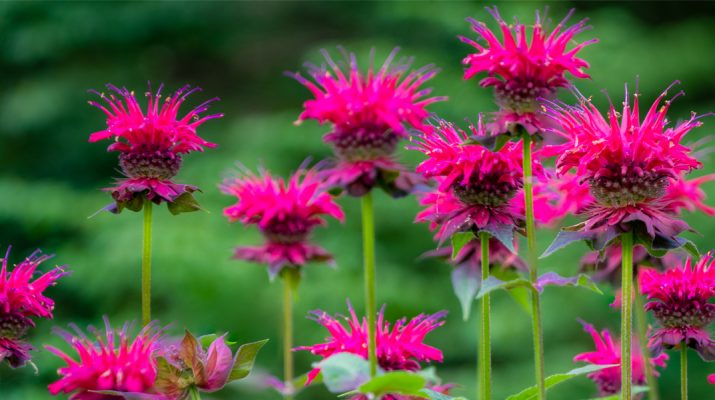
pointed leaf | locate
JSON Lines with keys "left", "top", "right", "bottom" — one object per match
{"left": 451, "top": 263, "right": 480, "bottom": 320}
{"left": 450, "top": 232, "right": 474, "bottom": 260}
{"left": 475, "top": 276, "right": 535, "bottom": 299}
{"left": 507, "top": 286, "right": 533, "bottom": 315}
{"left": 675, "top": 237, "right": 700, "bottom": 258}
{"left": 420, "top": 389, "right": 468, "bottom": 400}
{"left": 505, "top": 364, "right": 618, "bottom": 400}
{"left": 535, "top": 272, "right": 602, "bottom": 295}
{"left": 228, "top": 339, "right": 268, "bottom": 382}
{"left": 168, "top": 192, "right": 202, "bottom": 215}
{"left": 318, "top": 353, "right": 372, "bottom": 393}
{"left": 481, "top": 222, "right": 515, "bottom": 253}
{"left": 541, "top": 230, "right": 592, "bottom": 258}
{"left": 357, "top": 371, "right": 426, "bottom": 397}
{"left": 588, "top": 386, "right": 649, "bottom": 399}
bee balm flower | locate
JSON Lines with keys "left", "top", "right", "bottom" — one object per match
{"left": 290, "top": 48, "right": 445, "bottom": 197}
{"left": 221, "top": 166, "right": 344, "bottom": 278}
{"left": 89, "top": 83, "right": 222, "bottom": 213}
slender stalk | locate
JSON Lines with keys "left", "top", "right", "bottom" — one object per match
{"left": 680, "top": 345, "right": 688, "bottom": 400}
{"left": 621, "top": 231, "right": 634, "bottom": 400}
{"left": 361, "top": 192, "right": 378, "bottom": 377}
{"left": 282, "top": 274, "right": 295, "bottom": 400}
{"left": 189, "top": 387, "right": 201, "bottom": 400}
{"left": 522, "top": 134, "right": 546, "bottom": 400}
{"left": 634, "top": 281, "right": 659, "bottom": 400}
{"left": 141, "top": 200, "right": 153, "bottom": 326}
{"left": 480, "top": 231, "right": 492, "bottom": 400}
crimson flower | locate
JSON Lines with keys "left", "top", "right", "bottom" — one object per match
{"left": 709, "top": 374, "right": 715, "bottom": 385}
{"left": 89, "top": 83, "right": 222, "bottom": 214}
{"left": 574, "top": 321, "right": 667, "bottom": 396}
{"left": 221, "top": 166, "right": 344, "bottom": 279}
{"left": 638, "top": 254, "right": 715, "bottom": 360}
{"left": 461, "top": 7, "right": 596, "bottom": 135}
{"left": 290, "top": 48, "right": 445, "bottom": 197}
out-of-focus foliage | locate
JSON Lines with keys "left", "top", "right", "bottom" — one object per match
{"left": 1, "top": 1, "right": 714, "bottom": 399}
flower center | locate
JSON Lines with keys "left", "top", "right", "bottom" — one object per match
{"left": 452, "top": 175, "right": 520, "bottom": 207}
{"left": 327, "top": 125, "right": 399, "bottom": 162}
{"left": 494, "top": 79, "right": 552, "bottom": 113}
{"left": 119, "top": 150, "right": 182, "bottom": 180}
{"left": 263, "top": 216, "right": 311, "bottom": 244}
{"left": 650, "top": 301, "right": 715, "bottom": 329}
{"left": 589, "top": 167, "right": 669, "bottom": 207}
{"left": 0, "top": 314, "right": 30, "bottom": 339}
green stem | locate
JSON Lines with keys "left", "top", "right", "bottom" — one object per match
{"left": 522, "top": 134, "right": 546, "bottom": 400}
{"left": 680, "top": 345, "right": 688, "bottom": 400}
{"left": 282, "top": 273, "right": 295, "bottom": 400}
{"left": 141, "top": 200, "right": 153, "bottom": 326}
{"left": 621, "top": 231, "right": 634, "bottom": 400}
{"left": 480, "top": 232, "right": 492, "bottom": 400}
{"left": 189, "top": 387, "right": 201, "bottom": 400}
{"left": 635, "top": 281, "right": 659, "bottom": 400}
{"left": 361, "top": 192, "right": 378, "bottom": 377}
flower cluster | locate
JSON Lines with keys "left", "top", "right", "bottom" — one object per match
{"left": 89, "top": 83, "right": 222, "bottom": 213}
{"left": 0, "top": 247, "right": 67, "bottom": 368}
{"left": 291, "top": 48, "right": 445, "bottom": 197}
{"left": 638, "top": 254, "right": 715, "bottom": 360}
{"left": 461, "top": 7, "right": 596, "bottom": 134}
{"left": 574, "top": 321, "right": 668, "bottom": 396}
{"left": 221, "top": 166, "right": 344, "bottom": 278}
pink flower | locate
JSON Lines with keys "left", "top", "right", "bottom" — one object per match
{"left": 544, "top": 83, "right": 707, "bottom": 245}
{"left": 461, "top": 7, "right": 596, "bottom": 134}
{"left": 662, "top": 173, "right": 715, "bottom": 216}
{"left": 0, "top": 247, "right": 67, "bottom": 368}
{"left": 574, "top": 321, "right": 667, "bottom": 396}
{"left": 220, "top": 166, "right": 344, "bottom": 278}
{"left": 709, "top": 374, "right": 715, "bottom": 385}
{"left": 290, "top": 48, "right": 445, "bottom": 197}
{"left": 297, "top": 304, "right": 446, "bottom": 384}
{"left": 89, "top": 84, "right": 222, "bottom": 212}
{"left": 47, "top": 318, "right": 162, "bottom": 399}
{"left": 638, "top": 254, "right": 715, "bottom": 360}
{"left": 512, "top": 170, "right": 592, "bottom": 227}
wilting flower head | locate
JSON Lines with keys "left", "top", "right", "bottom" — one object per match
{"left": 221, "top": 166, "right": 344, "bottom": 278}
{"left": 47, "top": 318, "right": 162, "bottom": 399}
{"left": 89, "top": 83, "right": 222, "bottom": 212}
{"left": 412, "top": 118, "right": 524, "bottom": 241}
{"left": 0, "top": 247, "right": 67, "bottom": 368}
{"left": 297, "top": 303, "right": 446, "bottom": 384}
{"left": 574, "top": 321, "right": 667, "bottom": 396}
{"left": 290, "top": 48, "right": 445, "bottom": 197}
{"left": 461, "top": 7, "right": 596, "bottom": 134}
{"left": 544, "top": 83, "right": 707, "bottom": 244}
{"left": 639, "top": 254, "right": 715, "bottom": 360}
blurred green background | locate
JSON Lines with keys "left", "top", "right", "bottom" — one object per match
{"left": 1, "top": 1, "right": 714, "bottom": 399}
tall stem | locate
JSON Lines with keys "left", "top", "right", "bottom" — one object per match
{"left": 141, "top": 200, "right": 153, "bottom": 326}
{"left": 282, "top": 274, "right": 295, "bottom": 400}
{"left": 480, "top": 232, "right": 492, "bottom": 400}
{"left": 361, "top": 192, "right": 378, "bottom": 377}
{"left": 522, "top": 134, "right": 546, "bottom": 400}
{"left": 635, "top": 281, "right": 659, "bottom": 400}
{"left": 620, "top": 231, "right": 634, "bottom": 400}
{"left": 680, "top": 345, "right": 688, "bottom": 400}
{"left": 189, "top": 387, "right": 201, "bottom": 400}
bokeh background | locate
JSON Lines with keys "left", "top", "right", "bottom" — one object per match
{"left": 1, "top": 1, "right": 714, "bottom": 399}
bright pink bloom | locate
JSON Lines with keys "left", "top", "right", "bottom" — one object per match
{"left": 544, "top": 83, "right": 707, "bottom": 243}
{"left": 47, "top": 319, "right": 162, "bottom": 399}
{"left": 297, "top": 304, "right": 445, "bottom": 384}
{"left": 221, "top": 166, "right": 344, "bottom": 278}
{"left": 639, "top": 255, "right": 715, "bottom": 360}
{"left": 709, "top": 374, "right": 715, "bottom": 385}
{"left": 512, "top": 170, "right": 592, "bottom": 227}
{"left": 89, "top": 84, "right": 222, "bottom": 210}
{"left": 663, "top": 173, "right": 715, "bottom": 216}
{"left": 461, "top": 7, "right": 596, "bottom": 134}
{"left": 574, "top": 321, "right": 667, "bottom": 396}
{"left": 290, "top": 48, "right": 445, "bottom": 197}
{"left": 0, "top": 247, "right": 67, "bottom": 368}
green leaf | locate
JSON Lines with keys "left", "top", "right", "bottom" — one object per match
{"left": 357, "top": 371, "right": 426, "bottom": 397}
{"left": 167, "top": 192, "right": 202, "bottom": 215}
{"left": 197, "top": 333, "right": 236, "bottom": 349}
{"left": 541, "top": 230, "right": 592, "bottom": 258}
{"left": 505, "top": 364, "right": 618, "bottom": 400}
{"left": 676, "top": 237, "right": 700, "bottom": 258}
{"left": 318, "top": 353, "right": 372, "bottom": 393}
{"left": 535, "top": 272, "right": 602, "bottom": 295}
{"left": 475, "top": 276, "right": 535, "bottom": 300}
{"left": 415, "top": 366, "right": 441, "bottom": 386}
{"left": 588, "top": 386, "right": 649, "bottom": 399}
{"left": 507, "top": 286, "right": 532, "bottom": 315}
{"left": 450, "top": 263, "right": 480, "bottom": 320}
{"left": 420, "top": 388, "right": 468, "bottom": 400}
{"left": 450, "top": 232, "right": 474, "bottom": 260}
{"left": 228, "top": 339, "right": 269, "bottom": 382}
{"left": 480, "top": 222, "right": 515, "bottom": 253}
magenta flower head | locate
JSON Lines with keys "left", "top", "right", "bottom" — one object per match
{"left": 412, "top": 117, "right": 525, "bottom": 248}
{"left": 638, "top": 254, "right": 715, "bottom": 360}
{"left": 47, "top": 318, "right": 162, "bottom": 399}
{"left": 542, "top": 83, "right": 708, "bottom": 255}
{"left": 221, "top": 165, "right": 345, "bottom": 279}
{"left": 461, "top": 7, "right": 596, "bottom": 135}
{"left": 574, "top": 321, "right": 667, "bottom": 396}
{"left": 290, "top": 48, "right": 446, "bottom": 197}
{"left": 0, "top": 247, "right": 67, "bottom": 368}
{"left": 297, "top": 303, "right": 446, "bottom": 384}
{"left": 709, "top": 374, "right": 715, "bottom": 385}
{"left": 89, "top": 83, "right": 222, "bottom": 214}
